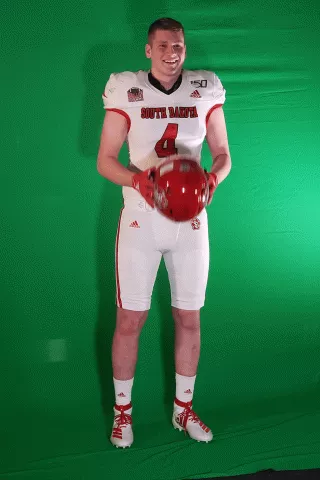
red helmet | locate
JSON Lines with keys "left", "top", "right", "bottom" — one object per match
{"left": 153, "top": 156, "right": 209, "bottom": 222}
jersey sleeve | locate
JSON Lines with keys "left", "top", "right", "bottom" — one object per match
{"left": 102, "top": 73, "right": 124, "bottom": 109}
{"left": 212, "top": 73, "right": 226, "bottom": 106}
{"left": 102, "top": 72, "right": 132, "bottom": 130}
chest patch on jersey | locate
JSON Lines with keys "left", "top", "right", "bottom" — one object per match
{"left": 191, "top": 79, "right": 208, "bottom": 88}
{"left": 127, "top": 88, "right": 144, "bottom": 102}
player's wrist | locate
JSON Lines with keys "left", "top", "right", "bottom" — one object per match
{"left": 205, "top": 170, "right": 218, "bottom": 188}
{"left": 130, "top": 171, "right": 137, "bottom": 188}
{"left": 210, "top": 171, "right": 218, "bottom": 187}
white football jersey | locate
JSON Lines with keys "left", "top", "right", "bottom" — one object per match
{"left": 102, "top": 69, "right": 226, "bottom": 205}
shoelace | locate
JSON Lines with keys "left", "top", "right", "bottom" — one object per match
{"left": 114, "top": 411, "right": 132, "bottom": 428}
{"left": 112, "top": 404, "right": 132, "bottom": 438}
{"left": 177, "top": 402, "right": 199, "bottom": 431}
{"left": 175, "top": 400, "right": 210, "bottom": 435}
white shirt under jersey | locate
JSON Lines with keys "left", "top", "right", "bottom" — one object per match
{"left": 102, "top": 69, "right": 226, "bottom": 206}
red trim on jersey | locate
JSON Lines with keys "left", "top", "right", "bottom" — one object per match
{"left": 106, "top": 108, "right": 131, "bottom": 132}
{"left": 206, "top": 104, "right": 223, "bottom": 127}
{"left": 115, "top": 207, "right": 124, "bottom": 308}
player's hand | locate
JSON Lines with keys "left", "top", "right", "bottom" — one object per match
{"left": 132, "top": 168, "right": 156, "bottom": 208}
{"left": 204, "top": 171, "right": 218, "bottom": 205}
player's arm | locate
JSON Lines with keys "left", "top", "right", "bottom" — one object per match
{"left": 206, "top": 106, "right": 232, "bottom": 185}
{"left": 97, "top": 109, "right": 155, "bottom": 207}
{"left": 97, "top": 110, "right": 134, "bottom": 186}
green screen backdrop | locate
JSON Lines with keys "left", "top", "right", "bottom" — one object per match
{"left": 1, "top": 0, "right": 320, "bottom": 479}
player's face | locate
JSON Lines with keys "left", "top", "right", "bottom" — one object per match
{"left": 145, "top": 29, "right": 186, "bottom": 79}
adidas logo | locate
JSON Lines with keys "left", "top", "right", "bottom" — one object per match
{"left": 129, "top": 220, "right": 140, "bottom": 228}
{"left": 184, "top": 389, "right": 193, "bottom": 394}
{"left": 117, "top": 392, "right": 126, "bottom": 397}
{"left": 190, "top": 89, "right": 201, "bottom": 98}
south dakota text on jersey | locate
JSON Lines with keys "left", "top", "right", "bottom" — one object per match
{"left": 141, "top": 106, "right": 198, "bottom": 119}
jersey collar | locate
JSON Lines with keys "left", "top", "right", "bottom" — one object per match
{"left": 148, "top": 70, "right": 183, "bottom": 95}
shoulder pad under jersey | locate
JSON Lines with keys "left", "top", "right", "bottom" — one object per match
{"left": 185, "top": 69, "right": 226, "bottom": 105}
{"left": 102, "top": 71, "right": 142, "bottom": 109}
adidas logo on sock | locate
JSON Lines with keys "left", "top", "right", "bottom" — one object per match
{"left": 117, "top": 392, "right": 126, "bottom": 397}
{"left": 184, "top": 389, "right": 193, "bottom": 394}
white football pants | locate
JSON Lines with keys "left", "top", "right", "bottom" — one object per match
{"left": 115, "top": 199, "right": 210, "bottom": 311}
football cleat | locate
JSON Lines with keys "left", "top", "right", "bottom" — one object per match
{"left": 172, "top": 397, "right": 213, "bottom": 443}
{"left": 110, "top": 402, "right": 133, "bottom": 448}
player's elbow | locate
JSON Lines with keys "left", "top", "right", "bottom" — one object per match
{"left": 97, "top": 153, "right": 110, "bottom": 178}
{"left": 224, "top": 154, "right": 232, "bottom": 179}
{"left": 96, "top": 155, "right": 104, "bottom": 176}
{"left": 226, "top": 153, "right": 232, "bottom": 173}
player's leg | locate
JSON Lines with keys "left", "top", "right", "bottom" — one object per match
{"left": 172, "top": 307, "right": 200, "bottom": 378}
{"left": 110, "top": 207, "right": 161, "bottom": 448}
{"left": 165, "top": 211, "right": 209, "bottom": 379}
{"left": 110, "top": 307, "right": 148, "bottom": 448}
{"left": 163, "top": 209, "right": 212, "bottom": 442}
{"left": 112, "top": 307, "right": 148, "bottom": 381}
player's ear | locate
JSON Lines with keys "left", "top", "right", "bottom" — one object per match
{"left": 145, "top": 44, "right": 151, "bottom": 59}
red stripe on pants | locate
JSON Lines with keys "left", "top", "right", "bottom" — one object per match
{"left": 115, "top": 207, "right": 124, "bottom": 308}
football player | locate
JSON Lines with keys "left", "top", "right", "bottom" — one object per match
{"left": 97, "top": 17, "right": 232, "bottom": 448}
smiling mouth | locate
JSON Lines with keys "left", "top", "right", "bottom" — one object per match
{"left": 163, "top": 60, "right": 178, "bottom": 65}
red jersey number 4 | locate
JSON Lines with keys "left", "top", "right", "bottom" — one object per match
{"left": 155, "top": 123, "right": 178, "bottom": 158}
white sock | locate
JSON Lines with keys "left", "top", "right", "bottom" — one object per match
{"left": 113, "top": 377, "right": 134, "bottom": 406}
{"left": 175, "top": 373, "right": 196, "bottom": 406}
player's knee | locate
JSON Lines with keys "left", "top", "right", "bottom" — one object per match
{"left": 116, "top": 308, "right": 148, "bottom": 336}
{"left": 173, "top": 308, "right": 200, "bottom": 331}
